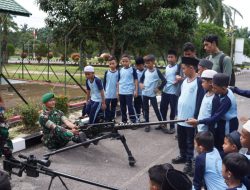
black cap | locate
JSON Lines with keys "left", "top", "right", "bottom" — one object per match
{"left": 181, "top": 56, "right": 199, "bottom": 67}
{"left": 168, "top": 49, "right": 177, "bottom": 56}
{"left": 0, "top": 170, "right": 11, "bottom": 190}
{"left": 213, "top": 73, "right": 230, "bottom": 87}
{"left": 199, "top": 59, "right": 213, "bottom": 69}
{"left": 135, "top": 57, "right": 145, "bottom": 65}
{"left": 226, "top": 131, "right": 242, "bottom": 150}
{"left": 166, "top": 168, "right": 192, "bottom": 190}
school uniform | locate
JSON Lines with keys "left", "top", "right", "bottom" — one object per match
{"left": 82, "top": 76, "right": 103, "bottom": 124}
{"left": 226, "top": 184, "right": 247, "bottom": 190}
{"left": 118, "top": 67, "right": 138, "bottom": 123}
{"left": 160, "top": 64, "right": 178, "bottom": 129}
{"left": 231, "top": 87, "right": 250, "bottom": 98}
{"left": 242, "top": 152, "right": 250, "bottom": 190}
{"left": 177, "top": 77, "right": 204, "bottom": 162}
{"left": 198, "top": 89, "right": 238, "bottom": 151}
{"left": 193, "top": 148, "right": 227, "bottom": 190}
{"left": 134, "top": 69, "right": 144, "bottom": 120}
{"left": 103, "top": 70, "right": 119, "bottom": 121}
{"left": 140, "top": 68, "right": 166, "bottom": 122}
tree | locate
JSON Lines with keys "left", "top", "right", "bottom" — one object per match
{"left": 37, "top": 0, "right": 197, "bottom": 60}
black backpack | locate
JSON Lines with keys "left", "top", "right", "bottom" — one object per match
{"left": 219, "top": 54, "right": 235, "bottom": 86}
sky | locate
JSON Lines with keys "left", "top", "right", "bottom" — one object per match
{"left": 13, "top": 0, "right": 250, "bottom": 29}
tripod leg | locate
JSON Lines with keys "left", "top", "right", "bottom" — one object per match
{"left": 48, "top": 176, "right": 55, "bottom": 190}
{"left": 58, "top": 176, "right": 69, "bottom": 190}
{"left": 117, "top": 133, "right": 136, "bottom": 167}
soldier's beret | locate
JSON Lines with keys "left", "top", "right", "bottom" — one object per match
{"left": 42, "top": 93, "right": 55, "bottom": 103}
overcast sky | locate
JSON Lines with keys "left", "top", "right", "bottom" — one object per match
{"left": 13, "top": 0, "right": 250, "bottom": 29}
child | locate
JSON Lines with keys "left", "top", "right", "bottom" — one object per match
{"left": 118, "top": 54, "right": 138, "bottom": 123}
{"left": 134, "top": 57, "right": 145, "bottom": 121}
{"left": 240, "top": 120, "right": 250, "bottom": 189}
{"left": 187, "top": 73, "right": 239, "bottom": 151}
{"left": 160, "top": 50, "right": 179, "bottom": 134}
{"left": 222, "top": 153, "right": 249, "bottom": 190}
{"left": 193, "top": 131, "right": 227, "bottom": 190}
{"left": 103, "top": 56, "right": 119, "bottom": 122}
{"left": 0, "top": 95, "right": 14, "bottom": 160}
{"left": 186, "top": 69, "right": 219, "bottom": 133}
{"left": 172, "top": 57, "right": 204, "bottom": 174}
{"left": 197, "top": 59, "right": 213, "bottom": 76}
{"left": 82, "top": 65, "right": 106, "bottom": 124}
{"left": 222, "top": 131, "right": 242, "bottom": 158}
{"left": 148, "top": 163, "right": 192, "bottom": 190}
{"left": 140, "top": 54, "right": 166, "bottom": 132}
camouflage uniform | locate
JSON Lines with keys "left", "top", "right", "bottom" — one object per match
{"left": 0, "top": 112, "right": 13, "bottom": 158}
{"left": 39, "top": 108, "right": 80, "bottom": 149}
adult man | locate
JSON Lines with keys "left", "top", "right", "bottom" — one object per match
{"left": 39, "top": 93, "right": 84, "bottom": 149}
{"left": 203, "top": 34, "right": 235, "bottom": 86}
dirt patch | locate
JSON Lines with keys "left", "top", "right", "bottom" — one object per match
{"left": 1, "top": 81, "right": 86, "bottom": 109}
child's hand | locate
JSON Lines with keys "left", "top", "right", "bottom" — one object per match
{"left": 176, "top": 75, "right": 183, "bottom": 81}
{"left": 139, "top": 83, "right": 144, "bottom": 90}
{"left": 101, "top": 102, "right": 106, "bottom": 110}
{"left": 154, "top": 88, "right": 159, "bottom": 94}
{"left": 186, "top": 118, "right": 198, "bottom": 126}
{"left": 134, "top": 91, "right": 138, "bottom": 98}
{"left": 240, "top": 116, "right": 249, "bottom": 124}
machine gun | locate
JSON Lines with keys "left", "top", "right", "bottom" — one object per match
{"left": 43, "top": 119, "right": 186, "bottom": 167}
{"left": 3, "top": 154, "right": 119, "bottom": 190}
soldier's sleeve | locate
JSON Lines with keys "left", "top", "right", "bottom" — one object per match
{"left": 57, "top": 110, "right": 68, "bottom": 123}
{"left": 39, "top": 113, "right": 57, "bottom": 129}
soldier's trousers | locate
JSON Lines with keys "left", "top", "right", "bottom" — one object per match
{"left": 0, "top": 127, "right": 13, "bottom": 158}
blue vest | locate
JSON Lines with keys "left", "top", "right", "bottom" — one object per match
{"left": 163, "top": 64, "right": 178, "bottom": 94}
{"left": 197, "top": 93, "right": 214, "bottom": 132}
{"left": 104, "top": 70, "right": 118, "bottom": 99}
{"left": 142, "top": 69, "right": 160, "bottom": 97}
{"left": 119, "top": 67, "right": 135, "bottom": 95}
{"left": 204, "top": 148, "right": 227, "bottom": 190}
{"left": 87, "top": 77, "right": 102, "bottom": 102}
{"left": 178, "top": 78, "right": 198, "bottom": 127}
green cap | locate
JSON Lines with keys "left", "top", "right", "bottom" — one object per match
{"left": 42, "top": 93, "right": 55, "bottom": 103}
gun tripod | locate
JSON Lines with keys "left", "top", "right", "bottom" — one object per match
{"left": 43, "top": 130, "right": 136, "bottom": 167}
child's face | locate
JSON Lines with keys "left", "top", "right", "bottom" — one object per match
{"left": 198, "top": 65, "right": 206, "bottom": 76}
{"left": 194, "top": 140, "right": 204, "bottom": 154}
{"left": 108, "top": 60, "right": 117, "bottom": 70}
{"left": 167, "top": 54, "right": 177, "bottom": 65}
{"left": 183, "top": 50, "right": 195, "bottom": 58}
{"left": 212, "top": 83, "right": 225, "bottom": 94}
{"left": 145, "top": 61, "right": 154, "bottom": 70}
{"left": 136, "top": 64, "right": 144, "bottom": 71}
{"left": 223, "top": 137, "right": 238, "bottom": 154}
{"left": 121, "top": 57, "right": 130, "bottom": 67}
{"left": 84, "top": 72, "right": 95, "bottom": 80}
{"left": 240, "top": 128, "right": 250, "bottom": 148}
{"left": 181, "top": 64, "right": 194, "bottom": 77}
{"left": 201, "top": 79, "right": 212, "bottom": 91}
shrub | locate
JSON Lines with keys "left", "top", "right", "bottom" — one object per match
{"left": 55, "top": 95, "right": 69, "bottom": 115}
{"left": 47, "top": 52, "right": 53, "bottom": 59}
{"left": 71, "top": 53, "right": 80, "bottom": 63}
{"left": 36, "top": 55, "right": 42, "bottom": 63}
{"left": 20, "top": 52, "right": 27, "bottom": 59}
{"left": 19, "top": 103, "right": 40, "bottom": 128}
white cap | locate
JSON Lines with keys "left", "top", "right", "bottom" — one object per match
{"left": 201, "top": 69, "right": 217, "bottom": 79}
{"left": 84, "top": 65, "right": 94, "bottom": 73}
{"left": 243, "top": 120, "right": 250, "bottom": 133}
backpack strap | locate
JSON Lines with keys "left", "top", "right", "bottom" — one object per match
{"left": 219, "top": 54, "right": 226, "bottom": 73}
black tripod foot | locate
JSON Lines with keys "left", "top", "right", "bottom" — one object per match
{"left": 128, "top": 156, "right": 136, "bottom": 167}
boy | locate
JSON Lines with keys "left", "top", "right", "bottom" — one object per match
{"left": 172, "top": 57, "right": 204, "bottom": 174}
{"left": 134, "top": 57, "right": 145, "bottom": 121}
{"left": 82, "top": 65, "right": 106, "bottom": 124}
{"left": 198, "top": 59, "right": 213, "bottom": 76}
{"left": 148, "top": 163, "right": 192, "bottom": 190}
{"left": 39, "top": 93, "right": 84, "bottom": 149}
{"left": 140, "top": 54, "right": 166, "bottom": 132}
{"left": 103, "top": 56, "right": 119, "bottom": 122}
{"left": 222, "top": 153, "right": 249, "bottom": 190}
{"left": 187, "top": 73, "right": 239, "bottom": 151}
{"left": 186, "top": 69, "right": 219, "bottom": 133}
{"left": 118, "top": 54, "right": 138, "bottom": 123}
{"left": 222, "top": 131, "right": 242, "bottom": 158}
{"left": 160, "top": 50, "right": 179, "bottom": 134}
{"left": 193, "top": 131, "right": 227, "bottom": 190}
{"left": 0, "top": 96, "right": 15, "bottom": 160}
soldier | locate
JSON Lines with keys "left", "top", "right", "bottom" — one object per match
{"left": 39, "top": 93, "right": 84, "bottom": 150}
{"left": 0, "top": 95, "right": 14, "bottom": 160}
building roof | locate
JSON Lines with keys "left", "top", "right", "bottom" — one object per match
{"left": 0, "top": 0, "right": 31, "bottom": 17}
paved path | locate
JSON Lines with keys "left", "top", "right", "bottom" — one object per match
{"left": 1, "top": 72, "right": 250, "bottom": 190}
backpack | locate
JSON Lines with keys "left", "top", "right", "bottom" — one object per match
{"left": 219, "top": 54, "right": 235, "bottom": 86}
